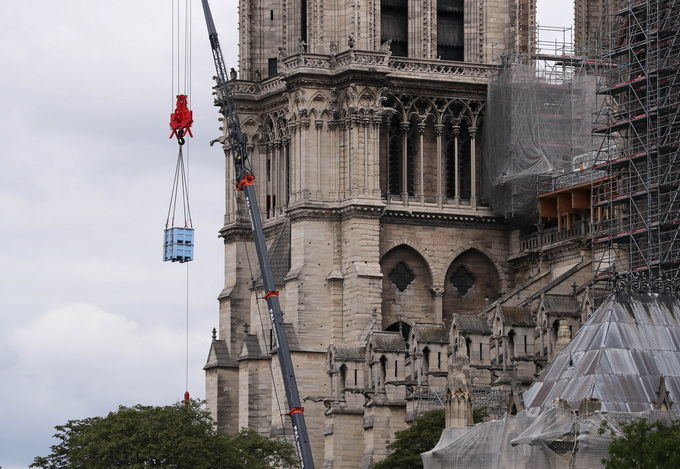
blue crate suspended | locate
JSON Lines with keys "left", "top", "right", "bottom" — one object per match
{"left": 164, "top": 227, "right": 194, "bottom": 263}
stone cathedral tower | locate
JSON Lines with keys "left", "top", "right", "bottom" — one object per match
{"left": 205, "top": 1, "right": 535, "bottom": 467}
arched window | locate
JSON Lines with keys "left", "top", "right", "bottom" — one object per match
{"left": 381, "top": 0, "right": 408, "bottom": 57}
{"left": 507, "top": 330, "right": 516, "bottom": 361}
{"left": 380, "top": 245, "right": 434, "bottom": 327}
{"left": 443, "top": 249, "right": 500, "bottom": 324}
{"left": 387, "top": 117, "right": 403, "bottom": 195}
{"left": 301, "top": 0, "right": 308, "bottom": 44}
{"left": 423, "top": 347, "right": 430, "bottom": 374}
{"left": 385, "top": 115, "right": 415, "bottom": 197}
{"left": 339, "top": 364, "right": 347, "bottom": 393}
{"left": 386, "top": 321, "right": 411, "bottom": 343}
{"left": 437, "top": 0, "right": 464, "bottom": 61}
{"left": 444, "top": 118, "right": 472, "bottom": 201}
{"left": 379, "top": 355, "right": 388, "bottom": 389}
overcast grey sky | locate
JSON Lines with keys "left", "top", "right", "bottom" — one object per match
{"left": 0, "top": 1, "right": 571, "bottom": 467}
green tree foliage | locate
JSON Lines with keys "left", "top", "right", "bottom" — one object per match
{"left": 31, "top": 400, "right": 295, "bottom": 469}
{"left": 373, "top": 409, "right": 445, "bottom": 469}
{"left": 602, "top": 418, "right": 680, "bottom": 469}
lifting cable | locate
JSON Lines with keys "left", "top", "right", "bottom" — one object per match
{"left": 166, "top": 0, "right": 194, "bottom": 404}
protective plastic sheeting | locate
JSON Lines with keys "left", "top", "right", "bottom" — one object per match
{"left": 423, "top": 293, "right": 680, "bottom": 469}
{"left": 480, "top": 64, "right": 598, "bottom": 223}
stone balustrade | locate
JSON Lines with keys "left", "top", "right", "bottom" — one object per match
{"left": 229, "top": 52, "right": 497, "bottom": 98}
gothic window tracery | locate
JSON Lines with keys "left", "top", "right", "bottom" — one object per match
{"left": 450, "top": 265, "right": 475, "bottom": 295}
{"left": 389, "top": 261, "right": 415, "bottom": 291}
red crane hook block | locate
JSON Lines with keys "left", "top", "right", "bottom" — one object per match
{"left": 169, "top": 94, "right": 194, "bottom": 145}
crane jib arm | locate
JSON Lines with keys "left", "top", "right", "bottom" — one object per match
{"left": 198, "top": 1, "right": 315, "bottom": 468}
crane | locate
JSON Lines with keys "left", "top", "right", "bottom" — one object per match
{"left": 198, "top": 1, "right": 315, "bottom": 468}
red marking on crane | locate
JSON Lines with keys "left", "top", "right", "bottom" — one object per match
{"left": 184, "top": 391, "right": 190, "bottom": 402}
{"left": 264, "top": 290, "right": 280, "bottom": 299}
{"left": 169, "top": 95, "right": 194, "bottom": 143}
{"left": 288, "top": 407, "right": 304, "bottom": 415}
{"left": 236, "top": 174, "right": 255, "bottom": 190}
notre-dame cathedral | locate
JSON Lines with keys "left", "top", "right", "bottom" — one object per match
{"left": 204, "top": 1, "right": 600, "bottom": 467}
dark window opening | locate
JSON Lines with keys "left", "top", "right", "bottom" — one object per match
{"left": 437, "top": 0, "right": 464, "bottom": 61}
{"left": 394, "top": 360, "right": 398, "bottom": 377}
{"left": 301, "top": 0, "right": 308, "bottom": 44}
{"left": 354, "top": 369, "right": 358, "bottom": 385}
{"left": 479, "top": 343, "right": 483, "bottom": 361}
{"left": 388, "top": 122, "right": 402, "bottom": 195}
{"left": 389, "top": 261, "right": 415, "bottom": 292}
{"left": 451, "top": 265, "right": 476, "bottom": 296}
{"left": 379, "top": 355, "right": 387, "bottom": 387}
{"left": 524, "top": 335, "right": 528, "bottom": 354}
{"left": 381, "top": 0, "right": 408, "bottom": 57}
{"left": 444, "top": 123, "right": 471, "bottom": 199}
{"left": 437, "top": 351, "right": 441, "bottom": 369}
{"left": 268, "top": 58, "right": 278, "bottom": 77}
{"left": 508, "top": 330, "right": 515, "bottom": 360}
{"left": 339, "top": 364, "right": 347, "bottom": 391}
{"left": 270, "top": 9, "right": 274, "bottom": 20}
{"left": 386, "top": 321, "right": 411, "bottom": 343}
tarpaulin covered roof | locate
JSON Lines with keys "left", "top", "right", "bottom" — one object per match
{"left": 524, "top": 293, "right": 680, "bottom": 414}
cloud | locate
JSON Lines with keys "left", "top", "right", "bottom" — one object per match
{"left": 0, "top": 303, "right": 208, "bottom": 466}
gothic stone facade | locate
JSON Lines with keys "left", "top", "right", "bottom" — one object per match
{"left": 197, "top": 1, "right": 600, "bottom": 468}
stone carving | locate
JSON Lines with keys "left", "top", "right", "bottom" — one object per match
{"left": 348, "top": 33, "right": 355, "bottom": 49}
{"left": 389, "top": 262, "right": 415, "bottom": 292}
{"left": 555, "top": 320, "right": 571, "bottom": 355}
{"left": 229, "top": 67, "right": 237, "bottom": 80}
{"left": 613, "top": 271, "right": 680, "bottom": 296}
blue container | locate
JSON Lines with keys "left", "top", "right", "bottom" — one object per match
{"left": 163, "top": 227, "right": 194, "bottom": 262}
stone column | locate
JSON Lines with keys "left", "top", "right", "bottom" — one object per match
{"left": 431, "top": 287, "right": 444, "bottom": 323}
{"left": 257, "top": 143, "right": 268, "bottom": 214}
{"left": 301, "top": 118, "right": 311, "bottom": 199}
{"left": 274, "top": 141, "right": 281, "bottom": 216}
{"left": 372, "top": 117, "right": 382, "bottom": 197}
{"left": 363, "top": 117, "right": 369, "bottom": 195}
{"left": 418, "top": 122, "right": 425, "bottom": 204}
{"left": 400, "top": 121, "right": 410, "bottom": 206}
{"left": 282, "top": 138, "right": 289, "bottom": 209}
{"left": 225, "top": 144, "right": 233, "bottom": 222}
{"left": 435, "top": 124, "right": 444, "bottom": 207}
{"left": 329, "top": 123, "right": 337, "bottom": 200}
{"left": 267, "top": 142, "right": 274, "bottom": 218}
{"left": 288, "top": 123, "right": 298, "bottom": 202}
{"left": 470, "top": 126, "right": 477, "bottom": 207}
{"left": 316, "top": 119, "right": 323, "bottom": 199}
{"left": 453, "top": 126, "right": 460, "bottom": 204}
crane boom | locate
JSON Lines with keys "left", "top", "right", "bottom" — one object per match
{"left": 199, "top": 2, "right": 315, "bottom": 468}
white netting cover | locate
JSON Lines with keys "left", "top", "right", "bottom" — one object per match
{"left": 422, "top": 406, "right": 671, "bottom": 469}
{"left": 480, "top": 64, "right": 598, "bottom": 224}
